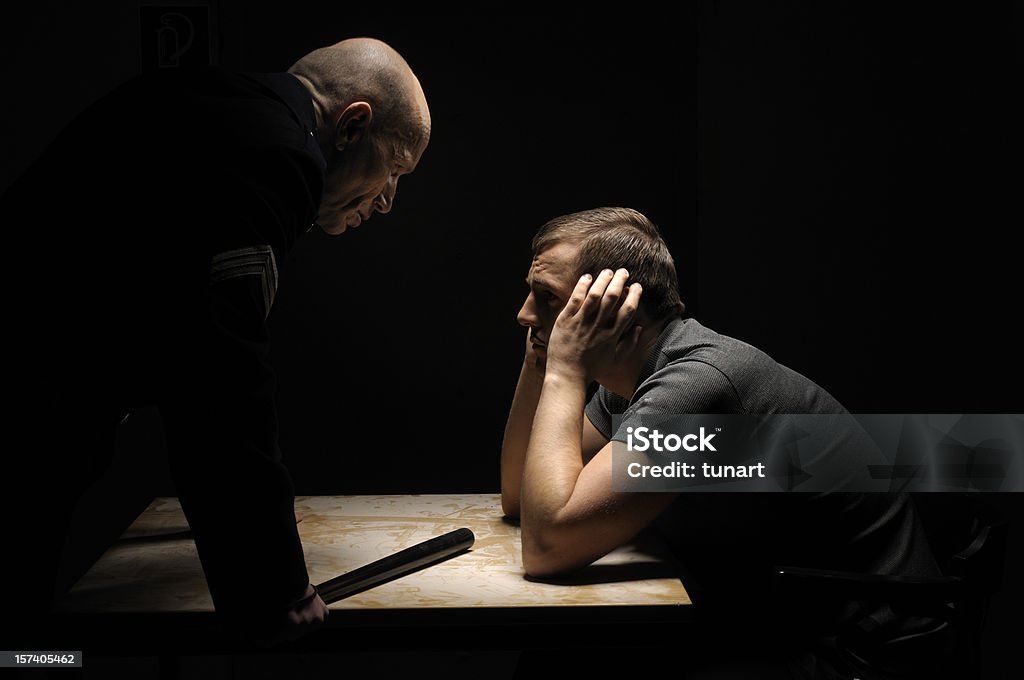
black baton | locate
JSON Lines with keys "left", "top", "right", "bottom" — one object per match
{"left": 315, "top": 527, "right": 475, "bottom": 604}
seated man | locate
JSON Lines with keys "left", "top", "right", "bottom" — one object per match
{"left": 501, "top": 207, "right": 948, "bottom": 679}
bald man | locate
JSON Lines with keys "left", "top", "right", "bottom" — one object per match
{"left": 1, "top": 38, "right": 429, "bottom": 646}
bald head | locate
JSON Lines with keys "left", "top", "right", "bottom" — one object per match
{"left": 288, "top": 38, "right": 430, "bottom": 235}
{"left": 289, "top": 38, "right": 430, "bottom": 152}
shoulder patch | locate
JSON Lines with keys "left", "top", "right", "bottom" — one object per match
{"left": 210, "top": 245, "right": 279, "bottom": 318}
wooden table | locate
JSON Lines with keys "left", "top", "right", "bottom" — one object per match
{"left": 55, "top": 494, "right": 690, "bottom": 654}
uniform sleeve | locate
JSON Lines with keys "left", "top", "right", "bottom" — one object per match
{"left": 159, "top": 243, "right": 309, "bottom": 639}
{"left": 610, "top": 359, "right": 745, "bottom": 442}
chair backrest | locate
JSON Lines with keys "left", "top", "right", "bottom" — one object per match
{"left": 909, "top": 492, "right": 1007, "bottom": 591}
{"left": 909, "top": 492, "right": 1009, "bottom": 679}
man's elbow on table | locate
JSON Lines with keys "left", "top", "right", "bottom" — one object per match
{"left": 520, "top": 526, "right": 592, "bottom": 578}
{"left": 501, "top": 492, "right": 520, "bottom": 520}
{"left": 522, "top": 544, "right": 592, "bottom": 578}
{"left": 522, "top": 548, "right": 568, "bottom": 578}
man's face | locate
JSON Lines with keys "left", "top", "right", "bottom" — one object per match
{"left": 316, "top": 134, "right": 425, "bottom": 235}
{"left": 517, "top": 241, "right": 582, "bottom": 358}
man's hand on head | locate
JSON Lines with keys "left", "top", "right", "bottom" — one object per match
{"left": 546, "top": 268, "right": 643, "bottom": 383}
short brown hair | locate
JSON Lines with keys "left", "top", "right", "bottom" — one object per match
{"left": 532, "top": 207, "right": 685, "bottom": 321}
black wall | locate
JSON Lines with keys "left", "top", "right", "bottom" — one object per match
{"left": 257, "top": 4, "right": 1022, "bottom": 494}
{"left": 267, "top": 10, "right": 695, "bottom": 494}
{"left": 3, "top": 1, "right": 1020, "bottom": 675}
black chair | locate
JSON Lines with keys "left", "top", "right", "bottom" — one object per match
{"left": 775, "top": 494, "right": 1007, "bottom": 679}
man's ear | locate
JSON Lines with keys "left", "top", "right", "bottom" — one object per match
{"left": 334, "top": 102, "right": 373, "bottom": 151}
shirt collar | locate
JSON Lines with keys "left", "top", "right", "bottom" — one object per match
{"left": 634, "top": 316, "right": 685, "bottom": 392}
{"left": 240, "top": 71, "right": 326, "bottom": 174}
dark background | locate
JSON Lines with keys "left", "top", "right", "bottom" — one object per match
{"left": 2, "top": 1, "right": 1020, "bottom": 677}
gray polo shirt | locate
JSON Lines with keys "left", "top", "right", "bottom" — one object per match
{"left": 584, "top": 317, "right": 939, "bottom": 643}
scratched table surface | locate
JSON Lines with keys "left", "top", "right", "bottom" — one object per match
{"left": 58, "top": 494, "right": 690, "bottom": 613}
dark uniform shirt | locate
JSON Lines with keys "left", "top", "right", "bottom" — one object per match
{"left": 2, "top": 66, "right": 326, "bottom": 636}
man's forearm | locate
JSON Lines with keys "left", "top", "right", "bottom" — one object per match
{"left": 520, "top": 368, "right": 588, "bottom": 564}
{"left": 500, "top": 359, "right": 545, "bottom": 517}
